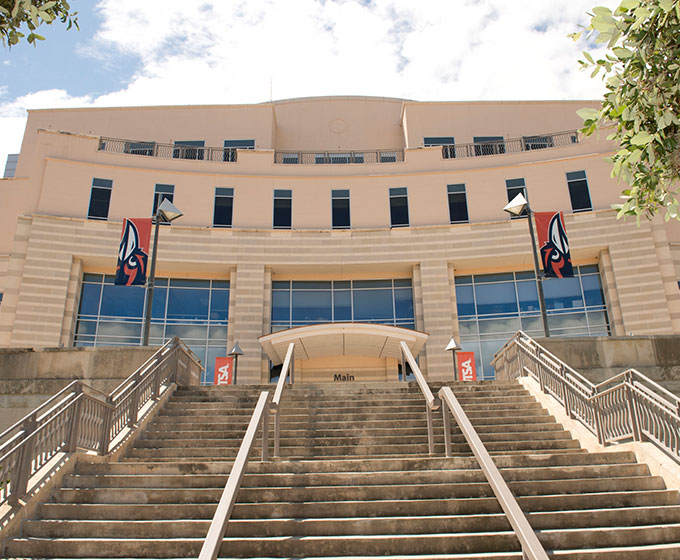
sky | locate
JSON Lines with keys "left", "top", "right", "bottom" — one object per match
{"left": 0, "top": 0, "right": 619, "bottom": 170}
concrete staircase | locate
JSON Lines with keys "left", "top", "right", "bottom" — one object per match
{"left": 4, "top": 380, "right": 680, "bottom": 558}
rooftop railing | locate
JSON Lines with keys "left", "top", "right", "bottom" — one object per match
{"left": 437, "top": 130, "right": 580, "bottom": 160}
{"left": 98, "top": 138, "right": 241, "bottom": 162}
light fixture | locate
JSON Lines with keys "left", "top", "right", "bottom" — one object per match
{"left": 141, "top": 199, "right": 183, "bottom": 346}
{"left": 502, "top": 192, "right": 550, "bottom": 337}
{"left": 228, "top": 342, "right": 245, "bottom": 384}
{"left": 445, "top": 336, "right": 462, "bottom": 381}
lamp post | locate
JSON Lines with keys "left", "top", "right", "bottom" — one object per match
{"left": 142, "top": 198, "right": 184, "bottom": 346}
{"left": 502, "top": 192, "right": 550, "bottom": 337}
{"left": 445, "top": 337, "right": 462, "bottom": 380}
{"left": 228, "top": 342, "right": 244, "bottom": 384}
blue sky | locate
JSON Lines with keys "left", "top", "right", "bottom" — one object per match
{"left": 1, "top": 0, "right": 618, "bottom": 169}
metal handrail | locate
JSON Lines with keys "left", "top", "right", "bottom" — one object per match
{"left": 272, "top": 343, "right": 295, "bottom": 457}
{"left": 439, "top": 386, "right": 549, "bottom": 560}
{"left": 98, "top": 137, "right": 241, "bottom": 163}
{"left": 399, "top": 341, "right": 438, "bottom": 454}
{"left": 0, "top": 337, "right": 203, "bottom": 509}
{"left": 198, "top": 391, "right": 271, "bottom": 560}
{"left": 493, "top": 331, "right": 680, "bottom": 461}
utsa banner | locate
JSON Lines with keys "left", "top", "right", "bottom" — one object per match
{"left": 535, "top": 211, "right": 574, "bottom": 278}
{"left": 115, "top": 218, "right": 152, "bottom": 286}
{"left": 457, "top": 352, "right": 477, "bottom": 382}
{"left": 214, "top": 357, "right": 235, "bottom": 385}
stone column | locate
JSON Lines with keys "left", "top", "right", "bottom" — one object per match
{"left": 228, "top": 263, "right": 266, "bottom": 384}
{"left": 418, "top": 259, "right": 456, "bottom": 382}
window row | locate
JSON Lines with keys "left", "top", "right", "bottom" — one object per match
{"left": 86, "top": 171, "right": 593, "bottom": 227}
{"left": 423, "top": 131, "right": 579, "bottom": 159}
{"left": 455, "top": 266, "right": 609, "bottom": 378}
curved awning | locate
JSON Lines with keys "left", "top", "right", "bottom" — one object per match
{"left": 259, "top": 323, "right": 428, "bottom": 365}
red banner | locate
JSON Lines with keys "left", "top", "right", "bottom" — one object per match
{"left": 214, "top": 356, "right": 235, "bottom": 385}
{"left": 457, "top": 352, "right": 477, "bottom": 382}
{"left": 534, "top": 211, "right": 574, "bottom": 278}
{"left": 115, "top": 218, "right": 152, "bottom": 286}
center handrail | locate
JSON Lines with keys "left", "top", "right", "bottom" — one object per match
{"left": 271, "top": 342, "right": 295, "bottom": 457}
{"left": 399, "top": 340, "right": 438, "bottom": 454}
{"left": 439, "top": 386, "right": 549, "bottom": 560}
{"left": 198, "top": 390, "right": 271, "bottom": 560}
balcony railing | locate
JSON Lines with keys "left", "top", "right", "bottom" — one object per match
{"left": 274, "top": 149, "right": 404, "bottom": 165}
{"left": 98, "top": 138, "right": 240, "bottom": 162}
{"left": 437, "top": 130, "right": 580, "bottom": 160}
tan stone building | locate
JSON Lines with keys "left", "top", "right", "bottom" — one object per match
{"left": 1, "top": 96, "right": 679, "bottom": 384}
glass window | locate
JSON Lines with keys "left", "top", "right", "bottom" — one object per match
{"left": 273, "top": 189, "right": 292, "bottom": 229}
{"left": 389, "top": 187, "right": 409, "bottom": 227}
{"left": 213, "top": 187, "right": 234, "bottom": 228}
{"left": 173, "top": 140, "right": 204, "bottom": 160}
{"left": 332, "top": 189, "right": 350, "bottom": 229}
{"left": 506, "top": 178, "right": 528, "bottom": 218}
{"left": 74, "top": 276, "right": 229, "bottom": 385}
{"left": 272, "top": 279, "right": 414, "bottom": 330}
{"left": 425, "top": 137, "right": 456, "bottom": 159}
{"left": 224, "top": 139, "right": 255, "bottom": 162}
{"left": 566, "top": 170, "right": 593, "bottom": 212}
{"left": 456, "top": 267, "right": 609, "bottom": 379}
{"left": 153, "top": 184, "right": 175, "bottom": 223}
{"left": 447, "top": 184, "right": 469, "bottom": 223}
{"left": 87, "top": 178, "right": 113, "bottom": 220}
{"left": 474, "top": 136, "right": 505, "bottom": 156}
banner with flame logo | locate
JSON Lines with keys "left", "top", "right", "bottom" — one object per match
{"left": 115, "top": 218, "right": 152, "bottom": 286}
{"left": 535, "top": 212, "right": 574, "bottom": 278}
{"left": 457, "top": 352, "right": 477, "bottom": 382}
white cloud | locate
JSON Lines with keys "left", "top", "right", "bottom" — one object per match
{"left": 0, "top": 0, "right": 620, "bottom": 169}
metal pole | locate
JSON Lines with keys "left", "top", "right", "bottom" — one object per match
{"left": 524, "top": 197, "right": 550, "bottom": 337}
{"left": 233, "top": 354, "right": 238, "bottom": 385}
{"left": 142, "top": 213, "right": 161, "bottom": 346}
{"left": 452, "top": 350, "right": 458, "bottom": 381}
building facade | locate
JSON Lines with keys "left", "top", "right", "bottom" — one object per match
{"left": 0, "top": 96, "right": 679, "bottom": 384}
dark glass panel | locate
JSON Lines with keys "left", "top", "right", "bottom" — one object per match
{"left": 455, "top": 285, "right": 476, "bottom": 317}
{"left": 581, "top": 274, "right": 605, "bottom": 307}
{"left": 353, "top": 288, "right": 393, "bottom": 321}
{"left": 75, "top": 320, "right": 96, "bottom": 335}
{"left": 209, "top": 289, "right": 229, "bottom": 321}
{"left": 394, "top": 279, "right": 412, "bottom": 287}
{"left": 213, "top": 195, "right": 233, "bottom": 227}
{"left": 353, "top": 280, "right": 391, "bottom": 289}
{"left": 517, "top": 280, "right": 539, "bottom": 312}
{"left": 474, "top": 273, "right": 514, "bottom": 283}
{"left": 292, "top": 281, "right": 332, "bottom": 290}
{"left": 333, "top": 290, "right": 351, "bottom": 321}
{"left": 209, "top": 325, "right": 228, "bottom": 341}
{"left": 100, "top": 285, "right": 145, "bottom": 318}
{"left": 167, "top": 288, "right": 210, "bottom": 320}
{"left": 543, "top": 277, "right": 584, "bottom": 310}
{"left": 389, "top": 195, "right": 409, "bottom": 227}
{"left": 292, "top": 290, "right": 332, "bottom": 323}
{"left": 170, "top": 279, "right": 210, "bottom": 288}
{"left": 151, "top": 287, "right": 167, "bottom": 319}
{"left": 88, "top": 187, "right": 111, "bottom": 220}
{"left": 271, "top": 291, "right": 290, "bottom": 322}
{"left": 394, "top": 288, "right": 414, "bottom": 319}
{"left": 273, "top": 197, "right": 292, "bottom": 228}
{"left": 474, "top": 282, "right": 518, "bottom": 316}
{"left": 332, "top": 197, "right": 350, "bottom": 228}
{"left": 448, "top": 191, "right": 468, "bottom": 223}
{"left": 78, "top": 283, "right": 101, "bottom": 316}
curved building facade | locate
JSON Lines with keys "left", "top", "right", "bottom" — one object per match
{"left": 1, "top": 96, "right": 679, "bottom": 384}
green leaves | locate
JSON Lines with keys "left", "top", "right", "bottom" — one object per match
{"left": 573, "top": 0, "right": 680, "bottom": 223}
{"left": 1, "top": 0, "right": 78, "bottom": 48}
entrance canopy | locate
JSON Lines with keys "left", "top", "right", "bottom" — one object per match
{"left": 259, "top": 323, "right": 428, "bottom": 365}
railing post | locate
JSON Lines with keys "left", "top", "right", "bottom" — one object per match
{"left": 68, "top": 384, "right": 84, "bottom": 453}
{"left": 99, "top": 396, "right": 114, "bottom": 455}
{"left": 426, "top": 404, "right": 435, "bottom": 455}
{"left": 625, "top": 372, "right": 642, "bottom": 441}
{"left": 442, "top": 399, "right": 452, "bottom": 458}
{"left": 127, "top": 370, "right": 141, "bottom": 428}
{"left": 261, "top": 397, "right": 270, "bottom": 462}
{"left": 9, "top": 412, "right": 38, "bottom": 505}
{"left": 560, "top": 365, "right": 573, "bottom": 419}
{"left": 274, "top": 410, "right": 280, "bottom": 458}
{"left": 592, "top": 387, "right": 605, "bottom": 445}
